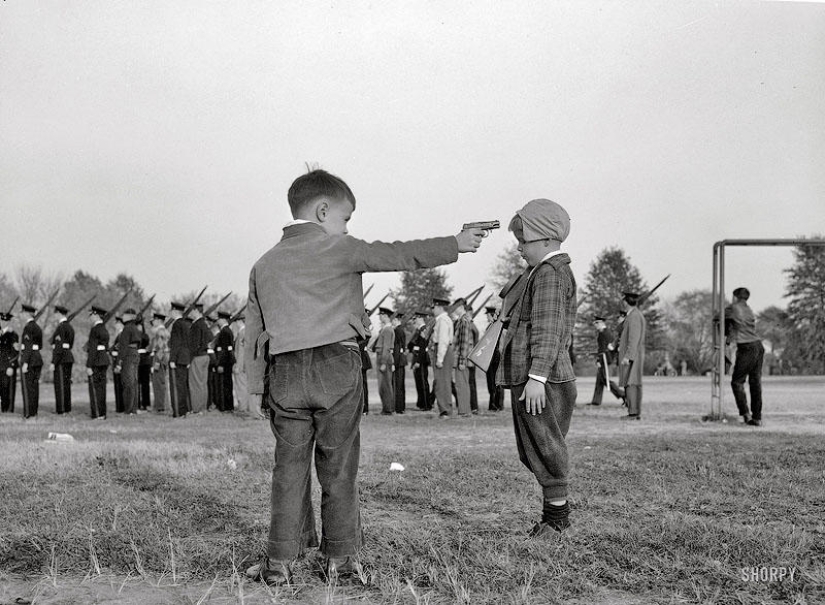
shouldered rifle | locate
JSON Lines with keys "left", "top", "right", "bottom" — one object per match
{"left": 228, "top": 300, "right": 247, "bottom": 324}
{"left": 4, "top": 296, "right": 19, "bottom": 317}
{"left": 103, "top": 290, "right": 132, "bottom": 325}
{"left": 639, "top": 274, "right": 670, "bottom": 306}
{"left": 66, "top": 294, "right": 97, "bottom": 322}
{"left": 367, "top": 293, "right": 390, "bottom": 316}
{"left": 203, "top": 291, "right": 232, "bottom": 318}
{"left": 32, "top": 289, "right": 61, "bottom": 322}
{"left": 471, "top": 293, "right": 494, "bottom": 318}
{"left": 136, "top": 294, "right": 156, "bottom": 322}
{"left": 465, "top": 286, "right": 485, "bottom": 308}
{"left": 362, "top": 283, "right": 374, "bottom": 300}
{"left": 462, "top": 220, "right": 500, "bottom": 232}
{"left": 182, "top": 286, "right": 208, "bottom": 319}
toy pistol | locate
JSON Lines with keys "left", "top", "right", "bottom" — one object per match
{"left": 462, "top": 220, "right": 500, "bottom": 231}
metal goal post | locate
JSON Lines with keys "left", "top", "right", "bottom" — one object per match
{"left": 709, "top": 238, "right": 825, "bottom": 421}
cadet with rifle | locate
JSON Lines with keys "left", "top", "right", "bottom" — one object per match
{"left": 0, "top": 299, "right": 19, "bottom": 413}
{"left": 85, "top": 305, "right": 111, "bottom": 419}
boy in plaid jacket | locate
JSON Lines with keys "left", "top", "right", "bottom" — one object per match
{"left": 496, "top": 198, "right": 577, "bottom": 535}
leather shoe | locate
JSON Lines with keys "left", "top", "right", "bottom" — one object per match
{"left": 621, "top": 414, "right": 640, "bottom": 420}
{"left": 325, "top": 556, "right": 367, "bottom": 585}
{"left": 746, "top": 418, "right": 762, "bottom": 426}
{"left": 246, "top": 558, "right": 293, "bottom": 586}
{"left": 528, "top": 517, "right": 571, "bottom": 536}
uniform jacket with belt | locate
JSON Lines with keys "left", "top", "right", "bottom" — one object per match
{"left": 216, "top": 325, "right": 235, "bottom": 367}
{"left": 0, "top": 329, "right": 19, "bottom": 370}
{"left": 85, "top": 321, "right": 110, "bottom": 368}
{"left": 51, "top": 320, "right": 75, "bottom": 365}
{"left": 169, "top": 318, "right": 192, "bottom": 365}
{"left": 20, "top": 320, "right": 43, "bottom": 368}
{"left": 245, "top": 222, "right": 458, "bottom": 394}
{"left": 188, "top": 317, "right": 212, "bottom": 358}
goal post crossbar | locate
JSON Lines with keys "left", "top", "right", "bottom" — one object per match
{"left": 709, "top": 238, "right": 825, "bottom": 421}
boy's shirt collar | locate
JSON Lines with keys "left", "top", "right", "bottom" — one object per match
{"left": 284, "top": 218, "right": 316, "bottom": 228}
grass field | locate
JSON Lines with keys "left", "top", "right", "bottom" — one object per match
{"left": 1, "top": 376, "right": 823, "bottom": 604}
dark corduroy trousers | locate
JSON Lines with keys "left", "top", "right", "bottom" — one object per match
{"left": 266, "top": 343, "right": 363, "bottom": 561}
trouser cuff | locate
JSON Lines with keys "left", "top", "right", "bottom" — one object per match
{"left": 542, "top": 484, "right": 568, "bottom": 502}
{"left": 267, "top": 530, "right": 319, "bottom": 560}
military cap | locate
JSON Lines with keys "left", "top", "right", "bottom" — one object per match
{"left": 217, "top": 310, "right": 231, "bottom": 320}
{"left": 54, "top": 304, "right": 69, "bottom": 315}
{"left": 152, "top": 312, "right": 167, "bottom": 321}
{"left": 90, "top": 305, "right": 107, "bottom": 317}
{"left": 733, "top": 287, "right": 750, "bottom": 300}
{"left": 193, "top": 303, "right": 204, "bottom": 311}
{"left": 115, "top": 315, "right": 124, "bottom": 323}
{"left": 170, "top": 301, "right": 186, "bottom": 311}
{"left": 414, "top": 310, "right": 430, "bottom": 318}
{"left": 432, "top": 297, "right": 450, "bottom": 308}
{"left": 593, "top": 315, "right": 606, "bottom": 322}
{"left": 123, "top": 307, "right": 137, "bottom": 316}
{"left": 0, "top": 313, "right": 12, "bottom": 322}
{"left": 21, "top": 303, "right": 36, "bottom": 314}
{"left": 485, "top": 306, "right": 498, "bottom": 314}
{"left": 452, "top": 297, "right": 467, "bottom": 308}
{"left": 622, "top": 292, "right": 640, "bottom": 305}
{"left": 205, "top": 315, "right": 217, "bottom": 323}
{"left": 378, "top": 307, "right": 394, "bottom": 316}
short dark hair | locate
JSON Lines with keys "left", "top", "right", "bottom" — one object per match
{"left": 733, "top": 287, "right": 750, "bottom": 300}
{"left": 288, "top": 169, "right": 356, "bottom": 216}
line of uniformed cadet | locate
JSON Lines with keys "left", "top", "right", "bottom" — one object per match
{"left": 0, "top": 300, "right": 251, "bottom": 420}
{"left": 364, "top": 298, "right": 504, "bottom": 417}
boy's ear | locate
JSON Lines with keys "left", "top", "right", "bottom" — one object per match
{"left": 314, "top": 199, "right": 330, "bottom": 223}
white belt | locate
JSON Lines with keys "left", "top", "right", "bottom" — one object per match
{"left": 216, "top": 347, "right": 223, "bottom": 351}
{"left": 413, "top": 346, "right": 420, "bottom": 351}
{"left": 207, "top": 348, "right": 215, "bottom": 354}
{"left": 62, "top": 344, "right": 70, "bottom": 349}
{"left": 227, "top": 346, "right": 233, "bottom": 351}
{"left": 96, "top": 345, "right": 106, "bottom": 351}
{"left": 32, "top": 345, "right": 40, "bottom": 351}
{"left": 138, "top": 349, "right": 147, "bottom": 354}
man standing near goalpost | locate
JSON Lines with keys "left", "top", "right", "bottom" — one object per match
{"left": 726, "top": 287, "right": 765, "bottom": 426}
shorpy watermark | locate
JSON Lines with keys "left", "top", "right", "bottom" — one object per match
{"left": 740, "top": 566, "right": 797, "bottom": 583}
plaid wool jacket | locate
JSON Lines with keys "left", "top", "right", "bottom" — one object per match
{"left": 496, "top": 253, "right": 577, "bottom": 386}
{"left": 453, "top": 313, "right": 474, "bottom": 365}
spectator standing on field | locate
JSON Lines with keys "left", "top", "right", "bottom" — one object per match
{"left": 726, "top": 287, "right": 765, "bottom": 426}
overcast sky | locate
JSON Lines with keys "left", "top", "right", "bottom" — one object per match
{"left": 1, "top": 1, "right": 823, "bottom": 313}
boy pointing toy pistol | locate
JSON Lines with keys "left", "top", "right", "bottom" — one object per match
{"left": 245, "top": 169, "right": 487, "bottom": 585}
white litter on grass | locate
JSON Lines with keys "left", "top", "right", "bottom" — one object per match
{"left": 583, "top": 446, "right": 592, "bottom": 450}
{"left": 227, "top": 458, "right": 237, "bottom": 470}
{"left": 389, "top": 462, "right": 405, "bottom": 472}
{"left": 46, "top": 432, "right": 74, "bottom": 443}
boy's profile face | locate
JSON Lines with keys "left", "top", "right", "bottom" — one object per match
{"left": 317, "top": 197, "right": 354, "bottom": 236}
{"left": 514, "top": 226, "right": 549, "bottom": 268}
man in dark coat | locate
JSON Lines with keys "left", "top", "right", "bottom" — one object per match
{"left": 50, "top": 304, "right": 75, "bottom": 414}
{"left": 588, "top": 315, "right": 622, "bottom": 406}
{"left": 215, "top": 311, "right": 236, "bottom": 412}
{"left": 408, "top": 311, "right": 432, "bottom": 410}
{"left": 188, "top": 304, "right": 212, "bottom": 414}
{"left": 19, "top": 303, "right": 43, "bottom": 418}
{"left": 117, "top": 308, "right": 143, "bottom": 415}
{"left": 0, "top": 312, "right": 19, "bottom": 413}
{"left": 391, "top": 313, "right": 407, "bottom": 414}
{"left": 168, "top": 302, "right": 191, "bottom": 417}
{"left": 85, "top": 305, "right": 110, "bottom": 419}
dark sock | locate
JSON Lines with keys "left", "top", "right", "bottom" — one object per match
{"left": 542, "top": 501, "right": 570, "bottom": 522}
